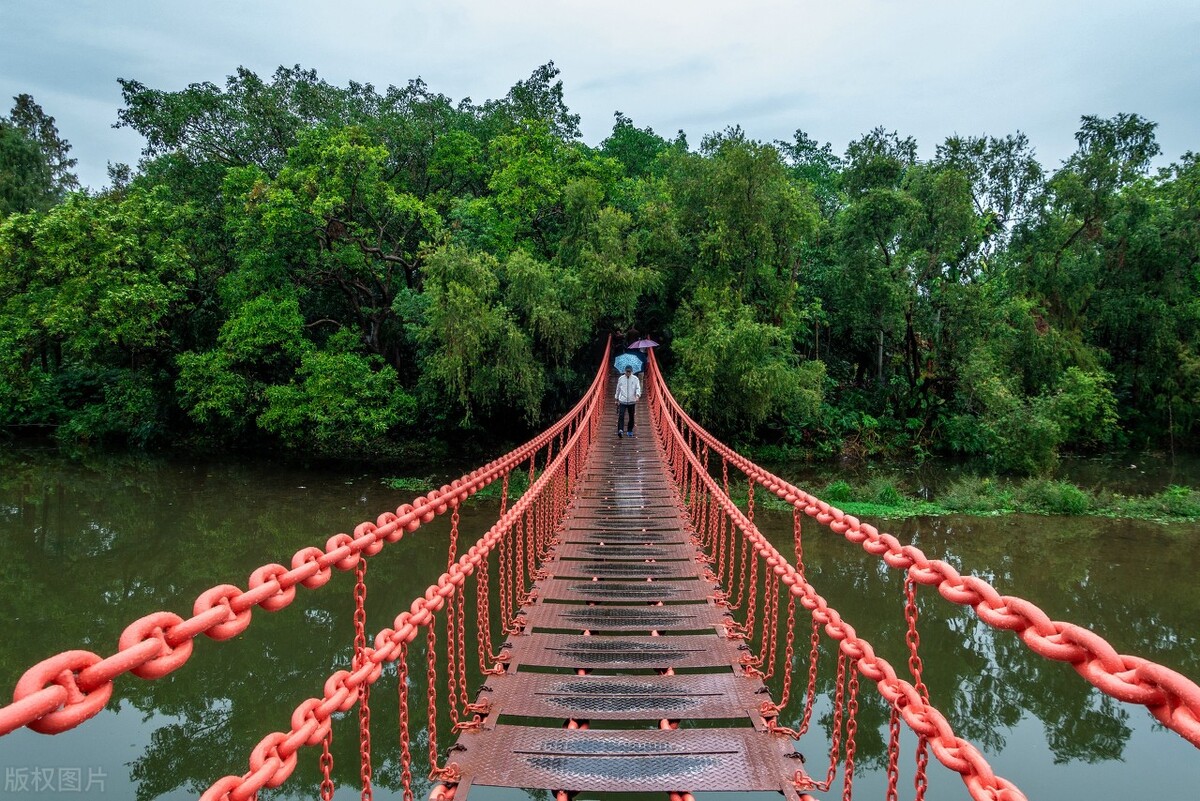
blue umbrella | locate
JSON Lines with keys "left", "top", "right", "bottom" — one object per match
{"left": 613, "top": 353, "right": 643, "bottom": 373}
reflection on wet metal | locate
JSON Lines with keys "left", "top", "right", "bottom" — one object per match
{"left": 495, "top": 673, "right": 755, "bottom": 718}
{"left": 536, "top": 578, "right": 714, "bottom": 603}
{"left": 523, "top": 604, "right": 718, "bottom": 631}
{"left": 555, "top": 562, "right": 680, "bottom": 578}
{"left": 455, "top": 726, "right": 797, "bottom": 793}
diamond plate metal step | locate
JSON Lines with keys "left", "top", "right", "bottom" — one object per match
{"left": 503, "top": 632, "right": 743, "bottom": 670}
{"left": 553, "top": 541, "right": 699, "bottom": 561}
{"left": 454, "top": 726, "right": 802, "bottom": 798}
{"left": 535, "top": 578, "right": 716, "bottom": 603}
{"left": 546, "top": 560, "right": 704, "bottom": 580}
{"left": 478, "top": 673, "right": 763, "bottom": 719}
{"left": 523, "top": 602, "right": 727, "bottom": 632}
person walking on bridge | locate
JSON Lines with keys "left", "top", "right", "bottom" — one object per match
{"left": 615, "top": 364, "right": 641, "bottom": 438}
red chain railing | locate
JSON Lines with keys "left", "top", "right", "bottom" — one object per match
{"left": 196, "top": 343, "right": 610, "bottom": 800}
{"left": 0, "top": 343, "right": 610, "bottom": 741}
{"left": 645, "top": 350, "right": 1025, "bottom": 801}
{"left": 645, "top": 348, "right": 1200, "bottom": 753}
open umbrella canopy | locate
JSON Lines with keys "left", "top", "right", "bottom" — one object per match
{"left": 613, "top": 353, "right": 643, "bottom": 373}
{"left": 628, "top": 338, "right": 659, "bottom": 348}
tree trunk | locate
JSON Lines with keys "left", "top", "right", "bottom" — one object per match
{"left": 877, "top": 330, "right": 884, "bottom": 385}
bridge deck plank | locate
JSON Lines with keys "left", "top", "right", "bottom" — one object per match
{"left": 453, "top": 726, "right": 801, "bottom": 796}
{"left": 521, "top": 602, "right": 728, "bottom": 633}
{"left": 475, "top": 672, "right": 764, "bottom": 720}
{"left": 534, "top": 578, "right": 715, "bottom": 603}
{"left": 550, "top": 541, "right": 700, "bottom": 561}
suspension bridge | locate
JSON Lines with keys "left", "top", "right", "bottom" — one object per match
{"left": 2, "top": 341, "right": 1198, "bottom": 801}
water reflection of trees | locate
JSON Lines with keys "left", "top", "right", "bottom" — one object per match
{"left": 0, "top": 453, "right": 465, "bottom": 799}
{"left": 758, "top": 510, "right": 1199, "bottom": 771}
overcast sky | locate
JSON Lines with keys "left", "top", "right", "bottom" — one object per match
{"left": 2, "top": 0, "right": 1198, "bottom": 189}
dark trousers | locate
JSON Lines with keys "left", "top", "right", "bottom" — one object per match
{"left": 617, "top": 402, "right": 636, "bottom": 433}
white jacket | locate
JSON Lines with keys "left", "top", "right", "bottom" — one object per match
{"left": 615, "top": 374, "right": 642, "bottom": 404}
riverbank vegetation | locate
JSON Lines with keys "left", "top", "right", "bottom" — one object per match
{"left": 2, "top": 65, "right": 1199, "bottom": 476}
{"left": 741, "top": 475, "right": 1200, "bottom": 523}
{"left": 381, "top": 467, "right": 1200, "bottom": 522}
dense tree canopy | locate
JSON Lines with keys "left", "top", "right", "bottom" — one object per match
{"left": 1, "top": 65, "right": 1197, "bottom": 472}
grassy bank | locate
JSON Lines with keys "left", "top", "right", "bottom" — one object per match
{"left": 383, "top": 470, "right": 1200, "bottom": 524}
{"left": 743, "top": 475, "right": 1200, "bottom": 523}
{"left": 383, "top": 470, "right": 533, "bottom": 503}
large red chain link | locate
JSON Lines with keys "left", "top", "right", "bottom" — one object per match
{"left": 646, "top": 349, "right": 1200, "bottom": 752}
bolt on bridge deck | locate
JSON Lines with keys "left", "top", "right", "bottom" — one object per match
{"left": 446, "top": 390, "right": 804, "bottom": 799}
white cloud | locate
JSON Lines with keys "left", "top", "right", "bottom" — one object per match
{"left": 1, "top": 0, "right": 1197, "bottom": 188}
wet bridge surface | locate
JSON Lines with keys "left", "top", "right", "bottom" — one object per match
{"left": 449, "top": 393, "right": 802, "bottom": 799}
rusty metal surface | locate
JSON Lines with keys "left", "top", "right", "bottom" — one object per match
{"left": 477, "top": 673, "right": 763, "bottom": 719}
{"left": 502, "top": 632, "right": 743, "bottom": 670}
{"left": 568, "top": 503, "right": 680, "bottom": 515}
{"left": 552, "top": 540, "right": 699, "bottom": 560}
{"left": 534, "top": 578, "right": 715, "bottom": 603}
{"left": 546, "top": 560, "right": 703, "bottom": 580}
{"left": 572, "top": 485, "right": 674, "bottom": 498}
{"left": 562, "top": 518, "right": 684, "bottom": 532}
{"left": 455, "top": 725, "right": 802, "bottom": 796}
{"left": 563, "top": 513, "right": 683, "bottom": 528}
{"left": 561, "top": 523, "right": 684, "bottom": 534}
{"left": 572, "top": 492, "right": 674, "bottom": 503}
{"left": 522, "top": 602, "right": 727, "bottom": 632}
{"left": 560, "top": 537, "right": 692, "bottom": 551}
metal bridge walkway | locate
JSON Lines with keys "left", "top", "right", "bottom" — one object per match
{"left": 447, "top": 388, "right": 802, "bottom": 799}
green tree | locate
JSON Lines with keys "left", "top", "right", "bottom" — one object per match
{"left": 778, "top": 129, "right": 843, "bottom": 219}
{"left": 934, "top": 132, "right": 1043, "bottom": 261}
{"left": 658, "top": 130, "right": 824, "bottom": 436}
{"left": 223, "top": 125, "right": 443, "bottom": 356}
{"left": 1016, "top": 113, "right": 1160, "bottom": 332}
{"left": 0, "top": 122, "right": 54, "bottom": 215}
{"left": 258, "top": 329, "right": 417, "bottom": 453}
{"left": 601, "top": 112, "right": 674, "bottom": 178}
{"left": 479, "top": 61, "right": 581, "bottom": 141}
{"left": 175, "top": 293, "right": 307, "bottom": 434}
{"left": 671, "top": 128, "right": 819, "bottom": 321}
{"left": 671, "top": 286, "right": 824, "bottom": 435}
{"left": 0, "top": 187, "right": 193, "bottom": 445}
{"left": 419, "top": 245, "right": 542, "bottom": 424}
{"left": 117, "top": 65, "right": 376, "bottom": 174}
{"left": 1081, "top": 151, "right": 1200, "bottom": 447}
{"left": 8, "top": 94, "right": 79, "bottom": 196}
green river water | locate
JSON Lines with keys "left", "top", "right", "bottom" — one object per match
{"left": 0, "top": 448, "right": 1197, "bottom": 800}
